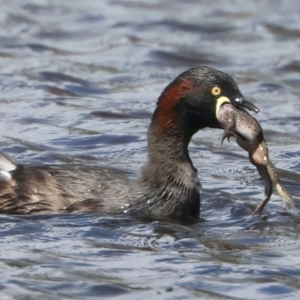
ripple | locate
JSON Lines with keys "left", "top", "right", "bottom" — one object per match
{"left": 90, "top": 110, "right": 151, "bottom": 120}
{"left": 50, "top": 134, "right": 140, "bottom": 148}
{"left": 1, "top": 0, "right": 300, "bottom": 298}
{"left": 148, "top": 50, "right": 230, "bottom": 68}
{"left": 275, "top": 60, "right": 300, "bottom": 73}
{"left": 264, "top": 23, "right": 300, "bottom": 39}
{"left": 114, "top": 19, "right": 235, "bottom": 34}
{"left": 39, "top": 72, "right": 91, "bottom": 86}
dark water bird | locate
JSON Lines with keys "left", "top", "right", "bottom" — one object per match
{"left": 0, "top": 67, "right": 259, "bottom": 222}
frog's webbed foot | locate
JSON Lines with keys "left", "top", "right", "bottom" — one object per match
{"left": 252, "top": 166, "right": 273, "bottom": 216}
{"left": 251, "top": 201, "right": 266, "bottom": 216}
{"left": 251, "top": 187, "right": 272, "bottom": 216}
{"left": 221, "top": 131, "right": 234, "bottom": 145}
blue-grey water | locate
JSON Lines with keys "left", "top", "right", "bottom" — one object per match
{"left": 1, "top": 0, "right": 300, "bottom": 299}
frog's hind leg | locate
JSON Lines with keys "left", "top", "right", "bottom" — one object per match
{"left": 275, "top": 183, "right": 297, "bottom": 210}
{"left": 251, "top": 165, "right": 273, "bottom": 216}
{"left": 265, "top": 162, "right": 297, "bottom": 210}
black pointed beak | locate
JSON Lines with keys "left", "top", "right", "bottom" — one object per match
{"left": 232, "top": 97, "right": 260, "bottom": 113}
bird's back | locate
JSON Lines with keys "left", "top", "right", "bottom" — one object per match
{"left": 0, "top": 152, "right": 134, "bottom": 214}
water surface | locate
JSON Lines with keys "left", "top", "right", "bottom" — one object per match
{"left": 1, "top": 0, "right": 300, "bottom": 299}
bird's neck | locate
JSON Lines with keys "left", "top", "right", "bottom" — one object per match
{"left": 138, "top": 122, "right": 201, "bottom": 221}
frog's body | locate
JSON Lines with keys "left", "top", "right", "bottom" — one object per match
{"left": 218, "top": 104, "right": 296, "bottom": 215}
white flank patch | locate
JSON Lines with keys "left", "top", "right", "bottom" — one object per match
{"left": 0, "top": 153, "right": 16, "bottom": 172}
{"left": 0, "top": 170, "right": 12, "bottom": 182}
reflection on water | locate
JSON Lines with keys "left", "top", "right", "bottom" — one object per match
{"left": 1, "top": 0, "right": 300, "bottom": 299}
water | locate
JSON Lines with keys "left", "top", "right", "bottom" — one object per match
{"left": 0, "top": 0, "right": 300, "bottom": 298}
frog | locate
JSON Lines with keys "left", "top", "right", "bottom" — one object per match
{"left": 218, "top": 103, "right": 296, "bottom": 216}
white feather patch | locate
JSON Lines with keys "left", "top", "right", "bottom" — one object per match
{"left": 0, "top": 153, "right": 16, "bottom": 172}
{"left": 0, "top": 170, "right": 12, "bottom": 182}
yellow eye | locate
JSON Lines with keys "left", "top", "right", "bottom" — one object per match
{"left": 211, "top": 86, "right": 221, "bottom": 96}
